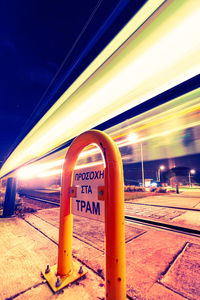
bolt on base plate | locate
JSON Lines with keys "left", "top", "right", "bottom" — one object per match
{"left": 42, "top": 262, "right": 87, "bottom": 292}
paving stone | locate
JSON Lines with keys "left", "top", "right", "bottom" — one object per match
{"left": 36, "top": 209, "right": 145, "bottom": 251}
{"left": 148, "top": 283, "right": 187, "bottom": 299}
{"left": 15, "top": 269, "right": 105, "bottom": 300}
{"left": 2, "top": 205, "right": 200, "bottom": 299}
{"left": 172, "top": 211, "right": 200, "bottom": 229}
{"left": 125, "top": 230, "right": 187, "bottom": 298}
{"left": 0, "top": 217, "right": 57, "bottom": 299}
{"left": 161, "top": 243, "right": 200, "bottom": 300}
{"left": 35, "top": 207, "right": 60, "bottom": 227}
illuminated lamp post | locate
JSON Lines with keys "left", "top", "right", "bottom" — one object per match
{"left": 128, "top": 133, "right": 145, "bottom": 187}
{"left": 189, "top": 169, "right": 195, "bottom": 187}
{"left": 158, "top": 165, "right": 165, "bottom": 182}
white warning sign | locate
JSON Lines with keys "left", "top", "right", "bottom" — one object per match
{"left": 71, "top": 164, "right": 104, "bottom": 222}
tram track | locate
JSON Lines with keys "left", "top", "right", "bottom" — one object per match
{"left": 21, "top": 195, "right": 60, "bottom": 206}
{"left": 125, "top": 201, "right": 200, "bottom": 212}
{"left": 20, "top": 192, "right": 200, "bottom": 212}
{"left": 20, "top": 193, "right": 200, "bottom": 238}
{"left": 125, "top": 215, "right": 200, "bottom": 237}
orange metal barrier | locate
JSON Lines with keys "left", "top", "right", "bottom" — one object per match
{"left": 43, "top": 130, "right": 126, "bottom": 299}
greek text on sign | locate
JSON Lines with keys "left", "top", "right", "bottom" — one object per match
{"left": 71, "top": 164, "right": 104, "bottom": 222}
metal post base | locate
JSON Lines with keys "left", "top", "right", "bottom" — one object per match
{"left": 42, "top": 262, "right": 87, "bottom": 292}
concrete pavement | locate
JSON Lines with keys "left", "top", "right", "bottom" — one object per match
{"left": 1, "top": 207, "right": 200, "bottom": 299}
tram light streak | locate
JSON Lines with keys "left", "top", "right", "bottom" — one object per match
{"left": 1, "top": 0, "right": 200, "bottom": 178}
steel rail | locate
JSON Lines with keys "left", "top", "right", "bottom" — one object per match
{"left": 125, "top": 202, "right": 200, "bottom": 212}
{"left": 125, "top": 215, "right": 200, "bottom": 237}
{"left": 23, "top": 192, "right": 200, "bottom": 212}
{"left": 21, "top": 195, "right": 60, "bottom": 206}
{"left": 22, "top": 194, "right": 200, "bottom": 237}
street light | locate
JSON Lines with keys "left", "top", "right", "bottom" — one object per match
{"left": 189, "top": 169, "right": 195, "bottom": 187}
{"left": 158, "top": 165, "right": 165, "bottom": 182}
{"left": 128, "top": 133, "right": 145, "bottom": 187}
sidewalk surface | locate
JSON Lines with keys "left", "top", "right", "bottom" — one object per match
{"left": 1, "top": 205, "right": 200, "bottom": 299}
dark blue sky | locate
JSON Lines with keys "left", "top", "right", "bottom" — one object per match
{"left": 0, "top": 0, "right": 146, "bottom": 165}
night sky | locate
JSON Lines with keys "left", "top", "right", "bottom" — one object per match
{"left": 0, "top": 0, "right": 146, "bottom": 166}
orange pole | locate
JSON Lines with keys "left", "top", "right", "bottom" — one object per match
{"left": 57, "top": 130, "right": 126, "bottom": 299}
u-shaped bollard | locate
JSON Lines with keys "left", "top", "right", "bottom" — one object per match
{"left": 43, "top": 130, "right": 126, "bottom": 299}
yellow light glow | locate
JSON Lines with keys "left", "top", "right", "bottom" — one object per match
{"left": 111, "top": 118, "right": 200, "bottom": 150}
{"left": 25, "top": 3, "right": 200, "bottom": 157}
{"left": 15, "top": 88, "right": 200, "bottom": 180}
{"left": 75, "top": 161, "right": 104, "bottom": 171}
{"left": 17, "top": 159, "right": 64, "bottom": 179}
{"left": 128, "top": 133, "right": 139, "bottom": 144}
{"left": 1, "top": 0, "right": 200, "bottom": 178}
{"left": 38, "top": 161, "right": 105, "bottom": 178}
{"left": 38, "top": 169, "right": 62, "bottom": 178}
{"left": 190, "top": 169, "right": 195, "bottom": 174}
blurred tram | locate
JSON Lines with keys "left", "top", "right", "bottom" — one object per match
{"left": 0, "top": 0, "right": 200, "bottom": 193}
{"left": 16, "top": 88, "right": 200, "bottom": 191}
